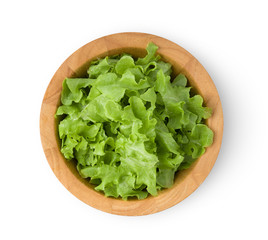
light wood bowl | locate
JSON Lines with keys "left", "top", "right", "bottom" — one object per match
{"left": 40, "top": 32, "right": 223, "bottom": 216}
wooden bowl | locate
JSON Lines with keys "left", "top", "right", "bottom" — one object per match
{"left": 40, "top": 32, "right": 223, "bottom": 216}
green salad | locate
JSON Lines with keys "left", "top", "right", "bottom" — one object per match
{"left": 56, "top": 43, "right": 213, "bottom": 200}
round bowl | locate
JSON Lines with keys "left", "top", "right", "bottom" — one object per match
{"left": 40, "top": 32, "right": 223, "bottom": 216}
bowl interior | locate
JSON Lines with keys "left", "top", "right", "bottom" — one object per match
{"left": 54, "top": 47, "right": 201, "bottom": 199}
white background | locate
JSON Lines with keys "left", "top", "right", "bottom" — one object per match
{"left": 1, "top": 0, "right": 267, "bottom": 239}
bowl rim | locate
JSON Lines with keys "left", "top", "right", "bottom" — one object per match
{"left": 40, "top": 32, "right": 223, "bottom": 216}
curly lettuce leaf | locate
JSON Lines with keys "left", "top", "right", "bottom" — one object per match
{"left": 61, "top": 78, "right": 93, "bottom": 105}
{"left": 56, "top": 42, "right": 214, "bottom": 200}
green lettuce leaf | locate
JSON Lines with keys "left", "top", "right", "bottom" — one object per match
{"left": 56, "top": 42, "right": 214, "bottom": 200}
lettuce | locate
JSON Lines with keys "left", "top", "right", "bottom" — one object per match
{"left": 56, "top": 42, "right": 213, "bottom": 200}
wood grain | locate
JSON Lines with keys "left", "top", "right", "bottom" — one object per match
{"left": 40, "top": 32, "right": 223, "bottom": 216}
